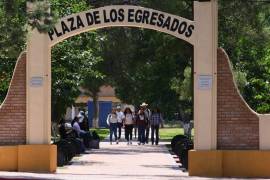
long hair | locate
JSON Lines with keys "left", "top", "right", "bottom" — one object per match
{"left": 124, "top": 107, "right": 132, "bottom": 115}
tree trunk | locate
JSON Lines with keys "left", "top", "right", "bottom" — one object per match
{"left": 92, "top": 94, "right": 99, "bottom": 128}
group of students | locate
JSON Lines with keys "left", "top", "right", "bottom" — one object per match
{"left": 106, "top": 102, "right": 164, "bottom": 145}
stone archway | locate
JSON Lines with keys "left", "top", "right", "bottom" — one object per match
{"left": 2, "top": 0, "right": 270, "bottom": 177}
{"left": 26, "top": 2, "right": 218, "bottom": 151}
{"left": 0, "top": 0, "right": 218, "bottom": 173}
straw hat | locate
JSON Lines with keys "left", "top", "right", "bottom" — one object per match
{"left": 140, "top": 102, "right": 148, "bottom": 107}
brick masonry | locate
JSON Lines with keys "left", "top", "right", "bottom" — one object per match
{"left": 217, "top": 48, "right": 259, "bottom": 149}
{"left": 0, "top": 49, "right": 260, "bottom": 149}
{"left": 0, "top": 52, "right": 26, "bottom": 145}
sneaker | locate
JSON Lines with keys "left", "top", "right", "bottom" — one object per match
{"left": 138, "top": 142, "right": 141, "bottom": 145}
{"left": 127, "top": 141, "right": 130, "bottom": 145}
{"left": 130, "top": 141, "right": 132, "bottom": 145}
{"left": 116, "top": 140, "right": 119, "bottom": 144}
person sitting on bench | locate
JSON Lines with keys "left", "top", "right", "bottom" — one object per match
{"left": 58, "top": 118, "right": 67, "bottom": 139}
{"left": 72, "top": 117, "right": 92, "bottom": 148}
{"left": 59, "top": 118, "right": 86, "bottom": 153}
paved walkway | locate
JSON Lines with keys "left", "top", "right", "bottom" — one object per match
{"left": 0, "top": 140, "right": 189, "bottom": 180}
{"left": 0, "top": 136, "right": 263, "bottom": 180}
{"left": 56, "top": 140, "right": 187, "bottom": 180}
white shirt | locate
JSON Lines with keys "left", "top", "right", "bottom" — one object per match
{"left": 144, "top": 109, "right": 151, "bottom": 120}
{"left": 124, "top": 113, "right": 133, "bottom": 125}
{"left": 107, "top": 113, "right": 118, "bottom": 125}
{"left": 139, "top": 115, "right": 145, "bottom": 120}
{"left": 116, "top": 111, "right": 125, "bottom": 123}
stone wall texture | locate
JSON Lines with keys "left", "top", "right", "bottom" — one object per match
{"left": 0, "top": 52, "right": 27, "bottom": 145}
{"left": 217, "top": 48, "right": 259, "bottom": 149}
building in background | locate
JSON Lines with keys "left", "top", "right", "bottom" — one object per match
{"left": 65, "top": 85, "right": 134, "bottom": 127}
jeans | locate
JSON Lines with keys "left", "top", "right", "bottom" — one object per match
{"left": 117, "top": 122, "right": 123, "bottom": 139}
{"left": 133, "top": 126, "right": 137, "bottom": 138}
{"left": 110, "top": 123, "right": 118, "bottom": 142}
{"left": 145, "top": 126, "right": 150, "bottom": 143}
{"left": 79, "top": 132, "right": 92, "bottom": 148}
{"left": 151, "top": 125, "right": 160, "bottom": 145}
{"left": 138, "top": 125, "right": 146, "bottom": 143}
{"left": 125, "top": 125, "right": 133, "bottom": 141}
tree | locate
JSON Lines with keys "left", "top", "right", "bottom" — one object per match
{"left": 1, "top": 0, "right": 270, "bottom": 119}
{"left": 0, "top": 0, "right": 56, "bottom": 103}
{"left": 50, "top": 0, "right": 105, "bottom": 123}
{"left": 170, "top": 66, "right": 192, "bottom": 119}
{"left": 0, "top": 0, "right": 27, "bottom": 103}
{"left": 97, "top": 26, "right": 193, "bottom": 119}
{"left": 219, "top": 0, "right": 270, "bottom": 113}
{"left": 79, "top": 33, "right": 106, "bottom": 128}
{"left": 81, "top": 73, "right": 105, "bottom": 128}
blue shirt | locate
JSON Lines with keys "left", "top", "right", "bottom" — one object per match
{"left": 150, "top": 113, "right": 163, "bottom": 126}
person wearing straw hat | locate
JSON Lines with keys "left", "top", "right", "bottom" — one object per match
{"left": 140, "top": 102, "right": 151, "bottom": 144}
{"left": 136, "top": 108, "right": 147, "bottom": 145}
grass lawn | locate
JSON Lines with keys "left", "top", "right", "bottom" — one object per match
{"left": 159, "top": 128, "right": 194, "bottom": 141}
{"left": 90, "top": 128, "right": 110, "bottom": 140}
{"left": 159, "top": 128, "right": 184, "bottom": 141}
{"left": 90, "top": 127, "right": 193, "bottom": 141}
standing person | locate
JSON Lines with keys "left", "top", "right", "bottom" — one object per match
{"left": 133, "top": 110, "right": 138, "bottom": 139}
{"left": 150, "top": 107, "right": 164, "bottom": 145}
{"left": 123, "top": 107, "right": 134, "bottom": 145}
{"left": 116, "top": 105, "right": 125, "bottom": 140}
{"left": 140, "top": 102, "right": 151, "bottom": 144}
{"left": 136, "top": 108, "right": 147, "bottom": 145}
{"left": 107, "top": 108, "right": 118, "bottom": 144}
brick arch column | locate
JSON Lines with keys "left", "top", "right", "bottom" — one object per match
{"left": 217, "top": 48, "right": 259, "bottom": 149}
{"left": 0, "top": 52, "right": 27, "bottom": 145}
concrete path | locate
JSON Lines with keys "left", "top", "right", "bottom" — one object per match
{"left": 0, "top": 140, "right": 188, "bottom": 180}
{"left": 0, "top": 137, "right": 263, "bottom": 180}
{"left": 56, "top": 140, "right": 188, "bottom": 180}
{"left": 57, "top": 142, "right": 187, "bottom": 180}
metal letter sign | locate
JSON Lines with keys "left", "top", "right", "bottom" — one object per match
{"left": 47, "top": 5, "right": 195, "bottom": 47}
